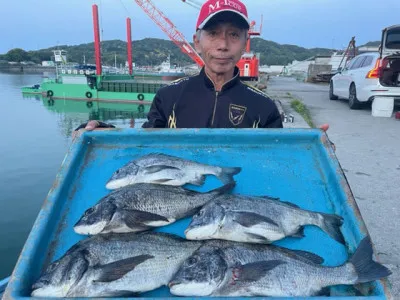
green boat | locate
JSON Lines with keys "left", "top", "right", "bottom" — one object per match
{"left": 21, "top": 84, "right": 42, "bottom": 94}
{"left": 21, "top": 94, "right": 150, "bottom": 133}
{"left": 40, "top": 96, "right": 150, "bottom": 119}
{"left": 21, "top": 6, "right": 186, "bottom": 105}
{"left": 21, "top": 72, "right": 168, "bottom": 105}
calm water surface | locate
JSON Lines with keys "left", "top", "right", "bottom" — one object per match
{"left": 0, "top": 72, "right": 148, "bottom": 279}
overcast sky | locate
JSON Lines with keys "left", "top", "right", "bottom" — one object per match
{"left": 1, "top": 0, "right": 399, "bottom": 54}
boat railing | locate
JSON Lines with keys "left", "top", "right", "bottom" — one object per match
{"left": 42, "top": 78, "right": 57, "bottom": 84}
{"left": 59, "top": 68, "right": 96, "bottom": 76}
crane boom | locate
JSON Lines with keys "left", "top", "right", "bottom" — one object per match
{"left": 181, "top": 0, "right": 201, "bottom": 9}
{"left": 133, "top": 0, "right": 204, "bottom": 67}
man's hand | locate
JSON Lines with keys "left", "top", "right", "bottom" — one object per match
{"left": 74, "top": 120, "right": 115, "bottom": 132}
{"left": 319, "top": 123, "right": 335, "bottom": 151}
{"left": 72, "top": 120, "right": 115, "bottom": 139}
{"left": 320, "top": 124, "right": 329, "bottom": 132}
{"left": 83, "top": 120, "right": 102, "bottom": 131}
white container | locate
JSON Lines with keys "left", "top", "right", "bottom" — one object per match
{"left": 372, "top": 97, "right": 394, "bottom": 117}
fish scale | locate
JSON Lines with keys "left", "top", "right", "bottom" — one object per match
{"left": 185, "top": 193, "right": 346, "bottom": 244}
{"left": 74, "top": 182, "right": 235, "bottom": 235}
{"left": 124, "top": 187, "right": 200, "bottom": 218}
{"left": 105, "top": 153, "right": 241, "bottom": 189}
{"left": 31, "top": 232, "right": 203, "bottom": 297}
{"left": 170, "top": 237, "right": 391, "bottom": 297}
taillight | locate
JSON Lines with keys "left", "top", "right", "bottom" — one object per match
{"left": 366, "top": 59, "right": 382, "bottom": 78}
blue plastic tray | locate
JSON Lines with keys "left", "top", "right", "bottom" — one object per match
{"left": 3, "top": 129, "right": 392, "bottom": 299}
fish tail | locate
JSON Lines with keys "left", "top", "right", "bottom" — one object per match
{"left": 217, "top": 167, "right": 241, "bottom": 184}
{"left": 350, "top": 236, "right": 391, "bottom": 283}
{"left": 318, "top": 213, "right": 345, "bottom": 244}
{"left": 208, "top": 181, "right": 236, "bottom": 196}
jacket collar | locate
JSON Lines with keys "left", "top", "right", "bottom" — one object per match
{"left": 201, "top": 66, "right": 240, "bottom": 92}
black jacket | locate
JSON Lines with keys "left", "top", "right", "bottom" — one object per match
{"left": 142, "top": 67, "right": 283, "bottom": 128}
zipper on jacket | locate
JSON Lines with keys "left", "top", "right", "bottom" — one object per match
{"left": 204, "top": 69, "right": 239, "bottom": 127}
{"left": 211, "top": 91, "right": 219, "bottom": 126}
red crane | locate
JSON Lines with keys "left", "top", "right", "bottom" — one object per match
{"left": 133, "top": 0, "right": 204, "bottom": 67}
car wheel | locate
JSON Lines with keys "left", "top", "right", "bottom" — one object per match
{"left": 329, "top": 81, "right": 338, "bottom": 100}
{"left": 348, "top": 83, "right": 361, "bottom": 109}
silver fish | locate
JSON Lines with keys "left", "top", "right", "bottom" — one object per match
{"left": 185, "top": 194, "right": 345, "bottom": 244}
{"left": 74, "top": 182, "right": 234, "bottom": 235}
{"left": 105, "top": 153, "right": 241, "bottom": 189}
{"left": 169, "top": 236, "right": 391, "bottom": 297}
{"left": 31, "top": 232, "right": 202, "bottom": 297}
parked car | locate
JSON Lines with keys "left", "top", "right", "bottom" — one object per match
{"left": 330, "top": 24, "right": 400, "bottom": 109}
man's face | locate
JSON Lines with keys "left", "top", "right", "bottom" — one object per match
{"left": 194, "top": 22, "right": 247, "bottom": 76}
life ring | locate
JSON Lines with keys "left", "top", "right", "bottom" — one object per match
{"left": 47, "top": 90, "right": 54, "bottom": 97}
{"left": 48, "top": 99, "right": 54, "bottom": 106}
{"left": 137, "top": 94, "right": 144, "bottom": 101}
{"left": 86, "top": 101, "right": 93, "bottom": 108}
{"left": 85, "top": 91, "right": 93, "bottom": 99}
{"left": 138, "top": 104, "right": 145, "bottom": 113}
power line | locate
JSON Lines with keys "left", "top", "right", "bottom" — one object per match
{"left": 118, "top": 0, "right": 131, "bottom": 16}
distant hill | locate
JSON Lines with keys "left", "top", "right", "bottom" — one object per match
{"left": 360, "top": 41, "right": 381, "bottom": 47}
{"left": 249, "top": 38, "right": 333, "bottom": 64}
{"left": 0, "top": 38, "right": 382, "bottom": 67}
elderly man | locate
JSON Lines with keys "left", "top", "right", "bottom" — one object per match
{"left": 140, "top": 0, "right": 283, "bottom": 128}
{"left": 76, "top": 0, "right": 284, "bottom": 131}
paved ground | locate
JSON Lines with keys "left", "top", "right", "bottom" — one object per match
{"left": 267, "top": 76, "right": 400, "bottom": 298}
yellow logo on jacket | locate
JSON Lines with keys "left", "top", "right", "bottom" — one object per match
{"left": 168, "top": 104, "right": 177, "bottom": 128}
{"left": 229, "top": 104, "right": 247, "bottom": 126}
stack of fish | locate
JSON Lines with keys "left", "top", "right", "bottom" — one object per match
{"left": 31, "top": 153, "right": 391, "bottom": 298}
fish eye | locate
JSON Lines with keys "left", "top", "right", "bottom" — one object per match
{"left": 41, "top": 279, "right": 50, "bottom": 285}
{"left": 47, "top": 262, "right": 59, "bottom": 271}
{"left": 185, "top": 275, "right": 194, "bottom": 281}
{"left": 187, "top": 256, "right": 198, "bottom": 266}
{"left": 115, "top": 170, "right": 120, "bottom": 174}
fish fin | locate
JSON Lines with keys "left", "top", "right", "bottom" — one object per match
{"left": 316, "top": 287, "right": 331, "bottom": 296}
{"left": 281, "top": 201, "right": 301, "bottom": 209}
{"left": 217, "top": 167, "right": 241, "bottom": 184}
{"left": 290, "top": 227, "right": 305, "bottom": 238}
{"left": 233, "top": 212, "right": 279, "bottom": 228}
{"left": 185, "top": 207, "right": 202, "bottom": 217}
{"left": 291, "top": 249, "right": 324, "bottom": 264}
{"left": 232, "top": 260, "right": 286, "bottom": 282}
{"left": 104, "top": 290, "right": 140, "bottom": 297}
{"left": 354, "top": 287, "right": 364, "bottom": 296}
{"left": 350, "top": 236, "right": 392, "bottom": 283}
{"left": 259, "top": 196, "right": 302, "bottom": 209}
{"left": 190, "top": 175, "right": 206, "bottom": 186}
{"left": 245, "top": 232, "right": 271, "bottom": 243}
{"left": 208, "top": 181, "right": 236, "bottom": 196}
{"left": 94, "top": 255, "right": 154, "bottom": 283}
{"left": 259, "top": 195, "right": 281, "bottom": 201}
{"left": 319, "top": 213, "right": 345, "bottom": 244}
{"left": 122, "top": 209, "right": 170, "bottom": 228}
{"left": 143, "top": 165, "right": 180, "bottom": 174}
{"left": 152, "top": 178, "right": 174, "bottom": 184}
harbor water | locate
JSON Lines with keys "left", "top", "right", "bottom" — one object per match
{"left": 0, "top": 72, "right": 148, "bottom": 279}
